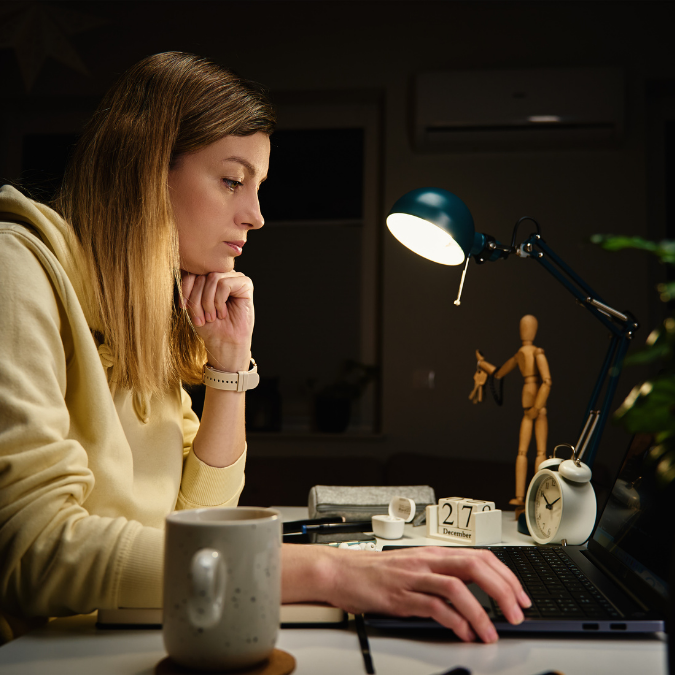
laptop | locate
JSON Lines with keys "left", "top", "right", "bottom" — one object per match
{"left": 366, "top": 434, "right": 669, "bottom": 634}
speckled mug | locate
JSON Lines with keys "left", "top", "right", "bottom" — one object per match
{"left": 163, "top": 507, "right": 282, "bottom": 672}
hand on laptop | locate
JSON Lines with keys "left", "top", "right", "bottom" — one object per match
{"left": 281, "top": 545, "right": 530, "bottom": 643}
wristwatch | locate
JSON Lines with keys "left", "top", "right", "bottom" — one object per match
{"left": 202, "top": 358, "right": 260, "bottom": 392}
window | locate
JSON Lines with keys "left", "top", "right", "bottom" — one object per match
{"left": 237, "top": 96, "right": 382, "bottom": 435}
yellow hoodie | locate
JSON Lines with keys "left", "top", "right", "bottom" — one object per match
{"left": 0, "top": 185, "right": 246, "bottom": 619}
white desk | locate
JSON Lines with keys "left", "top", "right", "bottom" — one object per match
{"left": 0, "top": 510, "right": 667, "bottom": 675}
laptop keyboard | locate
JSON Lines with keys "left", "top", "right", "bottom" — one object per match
{"left": 485, "top": 546, "right": 622, "bottom": 620}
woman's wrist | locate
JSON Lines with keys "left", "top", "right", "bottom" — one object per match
{"left": 206, "top": 346, "right": 252, "bottom": 373}
{"left": 281, "top": 544, "right": 339, "bottom": 605}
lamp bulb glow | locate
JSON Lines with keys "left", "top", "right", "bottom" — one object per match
{"left": 386, "top": 213, "right": 465, "bottom": 266}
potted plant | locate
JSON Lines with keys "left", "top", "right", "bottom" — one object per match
{"left": 592, "top": 234, "right": 675, "bottom": 663}
{"left": 591, "top": 235, "right": 675, "bottom": 461}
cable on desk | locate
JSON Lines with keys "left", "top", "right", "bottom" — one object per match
{"left": 354, "top": 613, "right": 375, "bottom": 674}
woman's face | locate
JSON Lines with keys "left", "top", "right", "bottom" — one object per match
{"left": 169, "top": 132, "right": 270, "bottom": 275}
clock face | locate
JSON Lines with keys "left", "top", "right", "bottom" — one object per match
{"left": 533, "top": 475, "right": 562, "bottom": 540}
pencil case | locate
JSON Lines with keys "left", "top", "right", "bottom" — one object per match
{"left": 307, "top": 485, "right": 436, "bottom": 523}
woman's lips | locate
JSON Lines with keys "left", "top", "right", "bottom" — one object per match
{"left": 225, "top": 241, "right": 245, "bottom": 255}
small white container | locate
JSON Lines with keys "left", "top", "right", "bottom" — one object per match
{"left": 371, "top": 497, "right": 416, "bottom": 540}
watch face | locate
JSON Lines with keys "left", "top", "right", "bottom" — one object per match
{"left": 533, "top": 474, "right": 562, "bottom": 540}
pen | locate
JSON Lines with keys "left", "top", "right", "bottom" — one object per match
{"left": 282, "top": 517, "right": 344, "bottom": 534}
{"left": 302, "top": 521, "right": 373, "bottom": 534}
{"left": 355, "top": 613, "right": 375, "bottom": 674}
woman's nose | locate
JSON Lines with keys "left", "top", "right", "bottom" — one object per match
{"left": 238, "top": 190, "right": 264, "bottom": 230}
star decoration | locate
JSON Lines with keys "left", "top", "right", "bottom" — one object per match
{"left": 0, "top": 1, "right": 108, "bottom": 91}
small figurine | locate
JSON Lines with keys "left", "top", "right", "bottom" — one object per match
{"left": 474, "top": 315, "right": 552, "bottom": 506}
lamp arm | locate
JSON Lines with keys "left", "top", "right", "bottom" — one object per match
{"left": 526, "top": 234, "right": 638, "bottom": 334}
{"left": 535, "top": 248, "right": 622, "bottom": 336}
{"left": 512, "top": 232, "right": 639, "bottom": 468}
{"left": 471, "top": 233, "right": 514, "bottom": 264}
{"left": 510, "top": 216, "right": 541, "bottom": 251}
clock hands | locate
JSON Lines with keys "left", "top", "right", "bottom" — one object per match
{"left": 545, "top": 496, "right": 561, "bottom": 510}
{"left": 541, "top": 493, "right": 561, "bottom": 510}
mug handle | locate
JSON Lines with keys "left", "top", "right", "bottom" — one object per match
{"left": 188, "top": 548, "right": 226, "bottom": 629}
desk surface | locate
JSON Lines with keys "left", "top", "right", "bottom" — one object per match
{"left": 0, "top": 509, "right": 668, "bottom": 675}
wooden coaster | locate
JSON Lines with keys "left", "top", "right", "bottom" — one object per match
{"left": 155, "top": 649, "right": 295, "bottom": 675}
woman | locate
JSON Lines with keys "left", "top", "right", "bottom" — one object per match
{"left": 0, "top": 52, "right": 529, "bottom": 644}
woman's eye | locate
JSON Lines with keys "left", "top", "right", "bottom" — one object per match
{"left": 223, "top": 178, "right": 242, "bottom": 191}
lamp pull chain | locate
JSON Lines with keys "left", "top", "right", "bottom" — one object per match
{"left": 454, "top": 257, "right": 470, "bottom": 306}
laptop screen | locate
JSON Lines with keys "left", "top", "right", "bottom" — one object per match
{"left": 588, "top": 434, "right": 670, "bottom": 611}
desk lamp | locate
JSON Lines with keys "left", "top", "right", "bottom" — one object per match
{"left": 386, "top": 187, "right": 638, "bottom": 468}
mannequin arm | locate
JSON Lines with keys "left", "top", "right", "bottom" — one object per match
{"left": 495, "top": 355, "right": 518, "bottom": 380}
{"left": 533, "top": 349, "right": 552, "bottom": 409}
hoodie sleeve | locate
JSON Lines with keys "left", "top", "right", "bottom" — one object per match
{"left": 175, "top": 388, "right": 246, "bottom": 510}
{"left": 0, "top": 229, "right": 162, "bottom": 617}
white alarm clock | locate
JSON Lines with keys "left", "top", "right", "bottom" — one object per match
{"left": 525, "top": 448, "right": 597, "bottom": 545}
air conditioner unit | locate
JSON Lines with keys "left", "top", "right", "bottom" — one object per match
{"left": 413, "top": 68, "right": 624, "bottom": 151}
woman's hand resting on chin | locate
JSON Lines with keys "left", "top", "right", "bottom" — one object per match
{"left": 181, "top": 270, "right": 254, "bottom": 372}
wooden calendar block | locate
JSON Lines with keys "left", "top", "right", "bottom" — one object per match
{"left": 437, "top": 497, "right": 465, "bottom": 532}
{"left": 463, "top": 499, "right": 496, "bottom": 528}
{"left": 427, "top": 497, "right": 502, "bottom": 546}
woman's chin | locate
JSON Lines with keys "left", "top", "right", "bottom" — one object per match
{"left": 183, "top": 258, "right": 235, "bottom": 276}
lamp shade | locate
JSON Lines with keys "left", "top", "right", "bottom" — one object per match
{"left": 386, "top": 188, "right": 476, "bottom": 266}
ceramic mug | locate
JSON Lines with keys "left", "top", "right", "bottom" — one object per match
{"left": 163, "top": 507, "right": 282, "bottom": 672}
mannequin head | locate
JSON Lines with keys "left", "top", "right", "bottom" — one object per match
{"left": 520, "top": 314, "right": 538, "bottom": 343}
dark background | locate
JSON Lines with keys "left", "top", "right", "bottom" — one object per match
{"left": 2, "top": 0, "right": 674, "bottom": 508}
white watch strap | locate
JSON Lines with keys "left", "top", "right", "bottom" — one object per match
{"left": 202, "top": 359, "right": 259, "bottom": 392}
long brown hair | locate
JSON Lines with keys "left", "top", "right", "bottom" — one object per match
{"left": 54, "top": 52, "right": 276, "bottom": 397}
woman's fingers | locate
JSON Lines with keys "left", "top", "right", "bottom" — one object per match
{"left": 213, "top": 278, "right": 230, "bottom": 320}
{"left": 391, "top": 550, "right": 517, "bottom": 641}
{"left": 413, "top": 573, "right": 498, "bottom": 642}
{"left": 399, "top": 588, "right": 477, "bottom": 642}
{"left": 181, "top": 271, "right": 196, "bottom": 309}
{"left": 200, "top": 274, "right": 220, "bottom": 322}
{"left": 479, "top": 550, "right": 532, "bottom": 609}
{"left": 359, "top": 548, "right": 526, "bottom": 632}
{"left": 181, "top": 271, "right": 252, "bottom": 325}
{"left": 462, "top": 548, "right": 532, "bottom": 609}
{"left": 214, "top": 276, "right": 252, "bottom": 321}
{"left": 427, "top": 550, "right": 525, "bottom": 625}
{"left": 324, "top": 547, "right": 528, "bottom": 644}
{"left": 186, "top": 274, "right": 206, "bottom": 326}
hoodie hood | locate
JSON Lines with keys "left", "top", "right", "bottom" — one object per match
{"left": 0, "top": 184, "right": 152, "bottom": 423}
{"left": 0, "top": 185, "right": 102, "bottom": 333}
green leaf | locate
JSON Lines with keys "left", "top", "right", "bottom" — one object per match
{"left": 644, "top": 440, "right": 675, "bottom": 493}
{"left": 624, "top": 343, "right": 671, "bottom": 366}
{"left": 591, "top": 234, "right": 675, "bottom": 438}
{"left": 624, "top": 317, "right": 675, "bottom": 366}
{"left": 614, "top": 377, "right": 675, "bottom": 434}
{"left": 590, "top": 234, "right": 657, "bottom": 252}
{"left": 590, "top": 234, "right": 675, "bottom": 264}
{"left": 657, "top": 281, "right": 675, "bottom": 302}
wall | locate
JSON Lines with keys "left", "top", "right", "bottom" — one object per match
{"left": 1, "top": 1, "right": 673, "bottom": 478}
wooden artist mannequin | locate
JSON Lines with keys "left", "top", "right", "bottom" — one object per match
{"left": 474, "top": 315, "right": 552, "bottom": 506}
